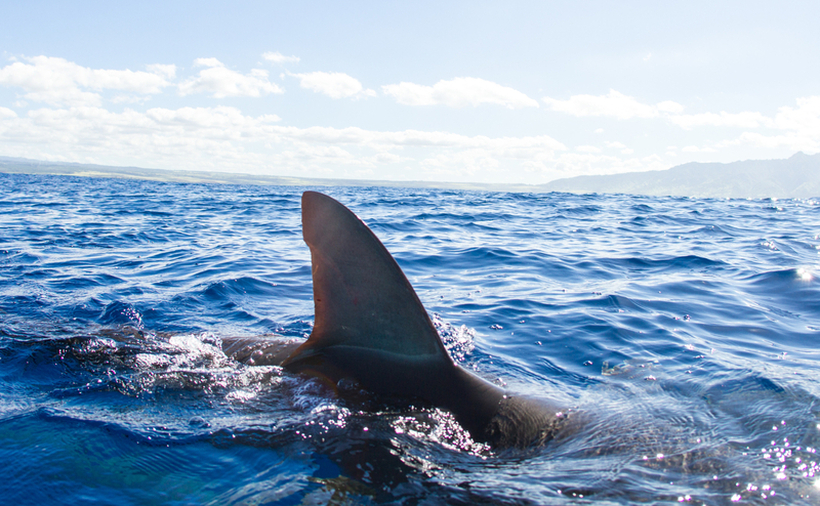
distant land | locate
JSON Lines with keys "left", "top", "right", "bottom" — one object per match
{"left": 543, "top": 151, "right": 820, "bottom": 199}
{"left": 1, "top": 152, "right": 818, "bottom": 199}
{"left": 0, "top": 156, "right": 532, "bottom": 193}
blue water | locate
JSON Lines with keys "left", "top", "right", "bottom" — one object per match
{"left": 1, "top": 173, "right": 819, "bottom": 505}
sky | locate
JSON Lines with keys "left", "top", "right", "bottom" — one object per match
{"left": 0, "top": 1, "right": 818, "bottom": 185}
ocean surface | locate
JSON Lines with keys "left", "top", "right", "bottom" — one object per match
{"left": 1, "top": 172, "right": 819, "bottom": 505}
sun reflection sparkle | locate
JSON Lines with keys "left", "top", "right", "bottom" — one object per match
{"left": 797, "top": 267, "right": 813, "bottom": 281}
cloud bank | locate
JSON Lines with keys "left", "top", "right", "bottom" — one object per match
{"left": 0, "top": 56, "right": 174, "bottom": 106}
{"left": 0, "top": 104, "right": 568, "bottom": 180}
{"left": 1, "top": 54, "right": 818, "bottom": 184}
{"left": 290, "top": 71, "right": 375, "bottom": 99}
{"left": 542, "top": 89, "right": 682, "bottom": 120}
{"left": 382, "top": 77, "right": 539, "bottom": 109}
{"left": 262, "top": 52, "right": 301, "bottom": 64}
{"left": 178, "top": 58, "right": 283, "bottom": 98}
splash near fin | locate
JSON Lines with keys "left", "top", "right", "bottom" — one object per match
{"left": 277, "top": 191, "right": 564, "bottom": 448}
{"left": 283, "top": 191, "right": 451, "bottom": 372}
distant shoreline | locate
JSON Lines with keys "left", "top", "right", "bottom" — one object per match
{"left": 0, "top": 156, "right": 539, "bottom": 194}
{"left": 2, "top": 153, "right": 818, "bottom": 199}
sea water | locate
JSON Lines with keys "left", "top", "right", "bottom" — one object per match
{"left": 0, "top": 172, "right": 819, "bottom": 505}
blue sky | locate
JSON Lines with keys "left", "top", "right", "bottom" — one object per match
{"left": 1, "top": 1, "right": 818, "bottom": 184}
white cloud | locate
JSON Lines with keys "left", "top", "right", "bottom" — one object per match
{"left": 262, "top": 52, "right": 301, "bottom": 64}
{"left": 0, "top": 105, "right": 569, "bottom": 181}
{"left": 685, "top": 96, "right": 820, "bottom": 153}
{"left": 656, "top": 101, "right": 685, "bottom": 114}
{"left": 681, "top": 145, "right": 717, "bottom": 153}
{"left": 178, "top": 58, "right": 283, "bottom": 98}
{"left": 541, "top": 89, "right": 819, "bottom": 154}
{"left": 0, "top": 105, "right": 286, "bottom": 170}
{"left": 145, "top": 105, "right": 281, "bottom": 129}
{"left": 667, "top": 111, "right": 773, "bottom": 130}
{"left": 718, "top": 132, "right": 819, "bottom": 152}
{"left": 0, "top": 56, "right": 174, "bottom": 106}
{"left": 381, "top": 82, "right": 436, "bottom": 106}
{"left": 419, "top": 149, "right": 501, "bottom": 177}
{"left": 382, "top": 77, "right": 539, "bottom": 109}
{"left": 110, "top": 94, "right": 150, "bottom": 104}
{"left": 542, "top": 89, "right": 674, "bottom": 119}
{"left": 9, "top": 51, "right": 818, "bottom": 184}
{"left": 773, "top": 96, "right": 820, "bottom": 133}
{"left": 145, "top": 64, "right": 177, "bottom": 80}
{"left": 696, "top": 98, "right": 815, "bottom": 153}
{"left": 3, "top": 97, "right": 713, "bottom": 183}
{"left": 193, "top": 57, "right": 223, "bottom": 68}
{"left": 268, "top": 125, "right": 565, "bottom": 153}
{"left": 604, "top": 140, "right": 634, "bottom": 154}
{"left": 290, "top": 71, "right": 375, "bottom": 99}
{"left": 545, "top": 152, "right": 667, "bottom": 177}
{"left": 372, "top": 152, "right": 404, "bottom": 164}
{"left": 575, "top": 145, "right": 601, "bottom": 153}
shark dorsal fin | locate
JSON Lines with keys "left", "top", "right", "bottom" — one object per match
{"left": 288, "top": 191, "right": 451, "bottom": 362}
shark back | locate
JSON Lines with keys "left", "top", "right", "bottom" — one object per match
{"left": 283, "top": 191, "right": 451, "bottom": 373}
{"left": 279, "top": 191, "right": 568, "bottom": 448}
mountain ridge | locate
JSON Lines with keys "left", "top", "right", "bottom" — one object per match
{"left": 2, "top": 153, "right": 818, "bottom": 199}
{"left": 541, "top": 152, "right": 820, "bottom": 198}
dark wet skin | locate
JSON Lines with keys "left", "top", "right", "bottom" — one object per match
{"left": 221, "top": 192, "right": 573, "bottom": 449}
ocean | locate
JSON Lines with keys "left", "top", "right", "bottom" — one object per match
{"left": 1, "top": 172, "right": 818, "bottom": 505}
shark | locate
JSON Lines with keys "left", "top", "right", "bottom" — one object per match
{"left": 222, "top": 191, "right": 569, "bottom": 448}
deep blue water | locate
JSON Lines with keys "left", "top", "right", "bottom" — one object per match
{"left": 1, "top": 172, "right": 819, "bottom": 505}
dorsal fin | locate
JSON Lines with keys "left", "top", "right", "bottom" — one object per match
{"left": 284, "top": 191, "right": 451, "bottom": 364}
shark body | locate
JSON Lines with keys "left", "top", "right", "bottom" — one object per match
{"left": 223, "top": 191, "right": 569, "bottom": 448}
